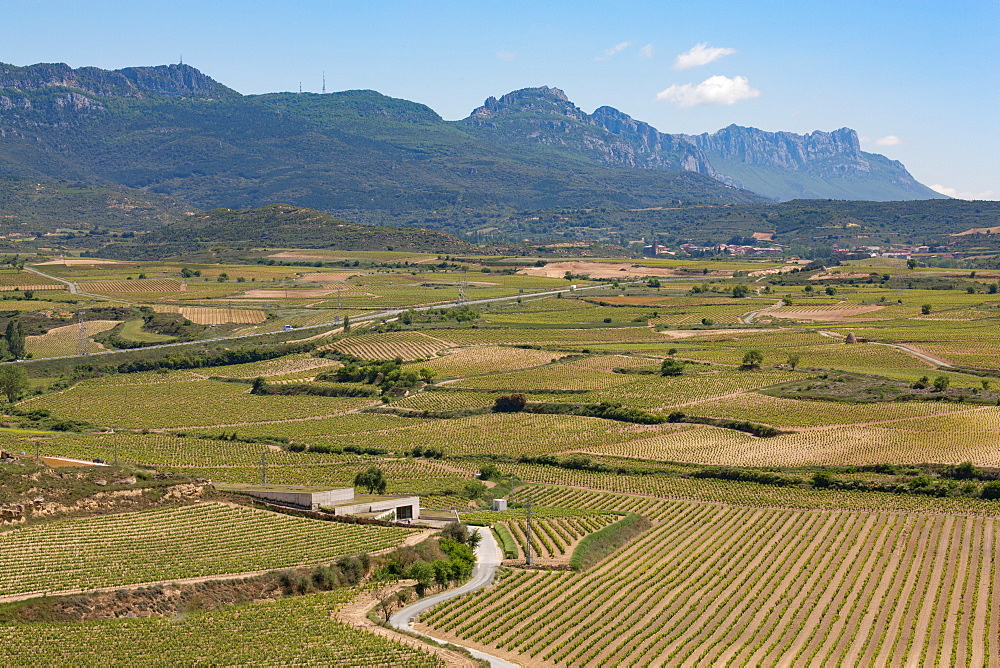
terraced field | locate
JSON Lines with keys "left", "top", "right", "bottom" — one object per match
{"left": 0, "top": 503, "right": 413, "bottom": 596}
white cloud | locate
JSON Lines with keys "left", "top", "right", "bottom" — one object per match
{"left": 596, "top": 41, "right": 631, "bottom": 61}
{"left": 638, "top": 43, "right": 655, "bottom": 59}
{"left": 673, "top": 42, "right": 736, "bottom": 70}
{"left": 875, "top": 135, "right": 903, "bottom": 146}
{"left": 656, "top": 75, "right": 761, "bottom": 107}
{"left": 495, "top": 50, "right": 516, "bottom": 62}
{"left": 929, "top": 184, "right": 997, "bottom": 200}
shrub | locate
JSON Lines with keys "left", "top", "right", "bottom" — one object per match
{"left": 981, "top": 481, "right": 1000, "bottom": 500}
{"left": 493, "top": 393, "right": 527, "bottom": 412}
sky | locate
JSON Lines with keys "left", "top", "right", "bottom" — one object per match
{"left": 1, "top": 0, "right": 998, "bottom": 199}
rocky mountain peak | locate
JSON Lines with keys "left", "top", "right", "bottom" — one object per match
{"left": 468, "top": 86, "right": 582, "bottom": 120}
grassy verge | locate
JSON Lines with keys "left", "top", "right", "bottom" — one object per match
{"left": 569, "top": 513, "right": 650, "bottom": 571}
{"left": 493, "top": 524, "right": 518, "bottom": 559}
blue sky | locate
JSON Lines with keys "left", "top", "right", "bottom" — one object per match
{"left": 2, "top": 0, "right": 998, "bottom": 199}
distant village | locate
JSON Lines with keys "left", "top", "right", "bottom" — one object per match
{"left": 645, "top": 231, "right": 967, "bottom": 261}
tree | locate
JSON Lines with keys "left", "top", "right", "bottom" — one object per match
{"left": 742, "top": 349, "right": 764, "bottom": 369}
{"left": 0, "top": 365, "right": 28, "bottom": 402}
{"left": 921, "top": 304, "right": 932, "bottom": 315}
{"left": 811, "top": 471, "right": 834, "bottom": 488}
{"left": 406, "top": 561, "right": 435, "bottom": 596}
{"left": 479, "top": 463, "right": 500, "bottom": 481}
{"left": 5, "top": 319, "right": 25, "bottom": 360}
{"left": 825, "top": 286, "right": 837, "bottom": 296}
{"left": 981, "top": 481, "right": 1000, "bottom": 500}
{"left": 660, "top": 359, "right": 685, "bottom": 376}
{"left": 432, "top": 560, "right": 451, "bottom": 589}
{"left": 951, "top": 461, "right": 979, "bottom": 480}
{"left": 493, "top": 393, "right": 526, "bottom": 412}
{"left": 907, "top": 259, "right": 917, "bottom": 270}
{"left": 250, "top": 377, "right": 267, "bottom": 395}
{"left": 732, "top": 284, "right": 750, "bottom": 298}
{"left": 418, "top": 368, "right": 436, "bottom": 383}
{"left": 342, "top": 315, "right": 351, "bottom": 332}
{"left": 441, "top": 521, "right": 470, "bottom": 544}
{"left": 354, "top": 466, "right": 387, "bottom": 494}
{"left": 373, "top": 582, "right": 408, "bottom": 621}
{"left": 701, "top": 317, "right": 714, "bottom": 326}
{"left": 932, "top": 374, "right": 951, "bottom": 392}
{"left": 463, "top": 480, "right": 487, "bottom": 500}
{"left": 787, "top": 353, "right": 801, "bottom": 371}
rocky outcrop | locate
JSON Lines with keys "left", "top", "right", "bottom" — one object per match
{"left": 464, "top": 85, "right": 943, "bottom": 201}
{"left": 1, "top": 503, "right": 26, "bottom": 526}
{"left": 0, "top": 62, "right": 237, "bottom": 99}
{"left": 683, "top": 125, "right": 870, "bottom": 174}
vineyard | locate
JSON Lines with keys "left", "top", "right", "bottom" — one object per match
{"left": 468, "top": 509, "right": 621, "bottom": 561}
{"left": 0, "top": 503, "right": 413, "bottom": 596}
{"left": 422, "top": 501, "right": 1000, "bottom": 667}
{"left": 81, "top": 279, "right": 182, "bottom": 292}
{"left": 325, "top": 330, "right": 455, "bottom": 361}
{"left": 0, "top": 591, "right": 443, "bottom": 667}
{"left": 26, "top": 320, "right": 118, "bottom": 358}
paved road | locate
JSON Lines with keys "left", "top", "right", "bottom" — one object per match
{"left": 817, "top": 330, "right": 952, "bottom": 367}
{"left": 390, "top": 526, "right": 518, "bottom": 668}
{"left": 740, "top": 299, "right": 784, "bottom": 324}
{"left": 24, "top": 265, "right": 78, "bottom": 294}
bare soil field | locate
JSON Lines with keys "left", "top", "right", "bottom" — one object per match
{"left": 518, "top": 261, "right": 688, "bottom": 279}
{"left": 809, "top": 272, "right": 874, "bottom": 281}
{"left": 32, "top": 259, "right": 123, "bottom": 266}
{"left": 240, "top": 288, "right": 337, "bottom": 298}
{"left": 298, "top": 272, "right": 358, "bottom": 282}
{"left": 953, "top": 226, "right": 1000, "bottom": 236}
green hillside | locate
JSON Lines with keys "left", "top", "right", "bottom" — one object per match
{"left": 97, "top": 203, "right": 473, "bottom": 259}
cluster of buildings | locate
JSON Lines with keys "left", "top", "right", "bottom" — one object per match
{"left": 675, "top": 243, "right": 783, "bottom": 256}
{"left": 832, "top": 245, "right": 964, "bottom": 260}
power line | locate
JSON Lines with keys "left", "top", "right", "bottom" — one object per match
{"left": 76, "top": 310, "right": 89, "bottom": 356}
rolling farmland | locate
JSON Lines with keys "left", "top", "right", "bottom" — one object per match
{"left": 7, "top": 253, "right": 1000, "bottom": 665}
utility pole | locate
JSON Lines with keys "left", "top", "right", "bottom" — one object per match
{"left": 525, "top": 496, "right": 534, "bottom": 566}
{"left": 111, "top": 427, "right": 118, "bottom": 466}
{"left": 76, "top": 310, "right": 88, "bottom": 356}
{"left": 261, "top": 451, "right": 268, "bottom": 485}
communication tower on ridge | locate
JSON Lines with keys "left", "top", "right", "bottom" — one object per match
{"left": 322, "top": 71, "right": 326, "bottom": 94}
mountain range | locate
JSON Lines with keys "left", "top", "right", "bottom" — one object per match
{"left": 0, "top": 61, "right": 941, "bottom": 226}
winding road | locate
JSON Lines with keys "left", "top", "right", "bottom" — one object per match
{"left": 390, "top": 526, "right": 517, "bottom": 668}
